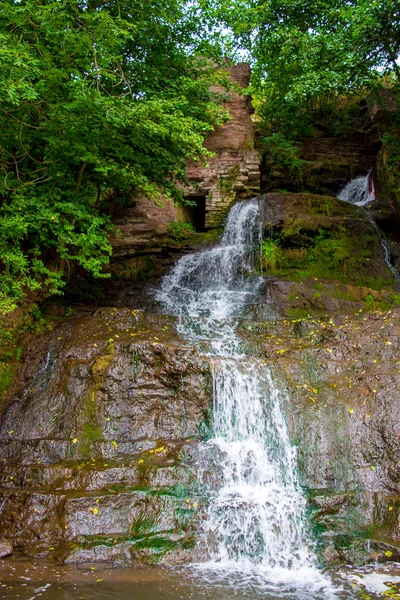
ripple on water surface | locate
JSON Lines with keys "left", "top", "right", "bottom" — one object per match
{"left": 1, "top": 558, "right": 400, "bottom": 600}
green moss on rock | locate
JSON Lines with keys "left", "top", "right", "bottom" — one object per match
{"left": 0, "top": 363, "right": 15, "bottom": 398}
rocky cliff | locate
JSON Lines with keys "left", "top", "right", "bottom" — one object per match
{"left": 0, "top": 310, "right": 210, "bottom": 564}
{"left": 1, "top": 192, "right": 400, "bottom": 568}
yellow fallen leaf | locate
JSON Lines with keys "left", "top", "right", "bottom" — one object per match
{"left": 93, "top": 343, "right": 98, "bottom": 347}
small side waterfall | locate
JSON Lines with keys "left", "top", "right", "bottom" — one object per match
{"left": 157, "top": 199, "right": 322, "bottom": 583}
{"left": 337, "top": 174, "right": 400, "bottom": 284}
{"left": 337, "top": 172, "right": 375, "bottom": 206}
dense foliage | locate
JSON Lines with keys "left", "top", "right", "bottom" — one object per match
{"left": 199, "top": 0, "right": 400, "bottom": 194}
{"left": 0, "top": 0, "right": 227, "bottom": 314}
{"left": 2, "top": 0, "right": 400, "bottom": 314}
{"left": 207, "top": 0, "right": 400, "bottom": 135}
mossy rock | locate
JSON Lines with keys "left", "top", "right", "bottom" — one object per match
{"left": 261, "top": 193, "right": 398, "bottom": 313}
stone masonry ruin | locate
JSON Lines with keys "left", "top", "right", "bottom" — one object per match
{"left": 185, "top": 63, "right": 260, "bottom": 229}
{"left": 110, "top": 63, "right": 260, "bottom": 259}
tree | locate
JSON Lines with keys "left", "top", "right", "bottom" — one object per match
{"left": 204, "top": 0, "right": 400, "bottom": 137}
{"left": 0, "top": 0, "right": 227, "bottom": 314}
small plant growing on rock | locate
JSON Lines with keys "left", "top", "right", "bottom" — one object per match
{"left": 168, "top": 221, "right": 195, "bottom": 240}
{"left": 262, "top": 238, "right": 284, "bottom": 272}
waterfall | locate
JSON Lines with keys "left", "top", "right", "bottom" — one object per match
{"left": 157, "top": 198, "right": 322, "bottom": 583}
{"left": 337, "top": 174, "right": 400, "bottom": 284}
{"left": 337, "top": 172, "right": 375, "bottom": 206}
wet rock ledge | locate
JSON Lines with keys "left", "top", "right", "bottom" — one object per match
{"left": 0, "top": 309, "right": 211, "bottom": 564}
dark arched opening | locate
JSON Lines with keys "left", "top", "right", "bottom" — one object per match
{"left": 190, "top": 195, "right": 206, "bottom": 232}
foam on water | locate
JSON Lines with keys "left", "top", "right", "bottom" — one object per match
{"left": 157, "top": 198, "right": 332, "bottom": 593}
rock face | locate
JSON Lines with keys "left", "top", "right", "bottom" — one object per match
{"left": 258, "top": 192, "right": 398, "bottom": 321}
{"left": 262, "top": 133, "right": 380, "bottom": 196}
{"left": 110, "top": 197, "right": 183, "bottom": 259}
{"left": 110, "top": 62, "right": 260, "bottom": 265}
{"left": 0, "top": 538, "right": 12, "bottom": 558}
{"left": 0, "top": 309, "right": 211, "bottom": 564}
{"left": 2, "top": 193, "right": 400, "bottom": 567}
{"left": 368, "top": 89, "right": 399, "bottom": 124}
{"left": 104, "top": 64, "right": 260, "bottom": 289}
{"left": 245, "top": 310, "right": 400, "bottom": 564}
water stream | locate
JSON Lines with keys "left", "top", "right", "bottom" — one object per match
{"left": 3, "top": 197, "right": 400, "bottom": 599}
{"left": 157, "top": 199, "right": 325, "bottom": 588}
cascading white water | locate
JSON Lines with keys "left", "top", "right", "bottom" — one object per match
{"left": 158, "top": 198, "right": 263, "bottom": 355}
{"left": 157, "top": 198, "right": 320, "bottom": 581}
{"left": 337, "top": 172, "right": 375, "bottom": 206}
{"left": 202, "top": 360, "right": 313, "bottom": 572}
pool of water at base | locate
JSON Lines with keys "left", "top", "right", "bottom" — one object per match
{"left": 1, "top": 558, "right": 400, "bottom": 600}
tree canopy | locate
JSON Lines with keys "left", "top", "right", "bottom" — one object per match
{"left": 1, "top": 0, "right": 400, "bottom": 314}
{"left": 0, "top": 0, "right": 227, "bottom": 314}
{"left": 205, "top": 0, "right": 400, "bottom": 135}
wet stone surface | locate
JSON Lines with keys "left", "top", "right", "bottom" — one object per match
{"left": 2, "top": 206, "right": 400, "bottom": 569}
{"left": 0, "top": 309, "right": 211, "bottom": 564}
{"left": 239, "top": 309, "right": 400, "bottom": 564}
{"left": 2, "top": 305, "right": 400, "bottom": 567}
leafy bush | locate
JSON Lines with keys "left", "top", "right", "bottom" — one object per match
{"left": 0, "top": 0, "right": 228, "bottom": 314}
{"left": 262, "top": 238, "right": 284, "bottom": 272}
{"left": 261, "top": 133, "right": 308, "bottom": 182}
{"left": 168, "top": 221, "right": 196, "bottom": 239}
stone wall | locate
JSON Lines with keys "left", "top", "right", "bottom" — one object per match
{"left": 110, "top": 62, "right": 260, "bottom": 261}
{"left": 186, "top": 63, "right": 260, "bottom": 228}
{"left": 261, "top": 133, "right": 380, "bottom": 195}
{"left": 110, "top": 197, "right": 190, "bottom": 258}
